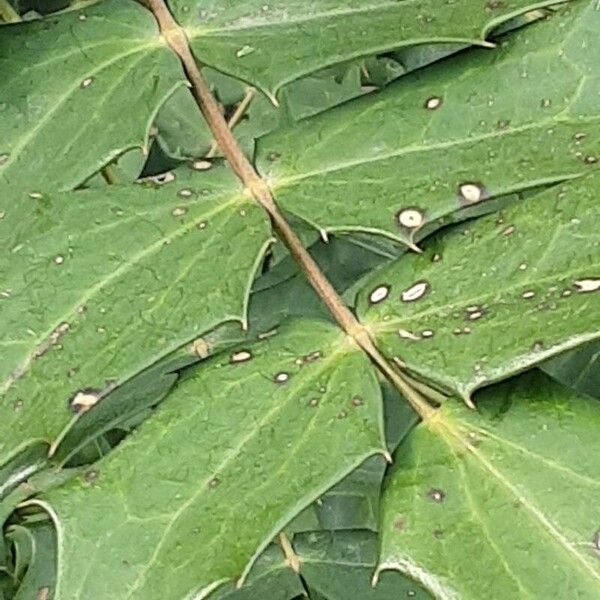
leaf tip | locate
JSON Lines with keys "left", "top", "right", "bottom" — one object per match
{"left": 464, "top": 395, "right": 477, "bottom": 410}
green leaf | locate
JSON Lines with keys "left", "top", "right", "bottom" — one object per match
{"left": 212, "top": 544, "right": 304, "bottom": 600}
{"left": 541, "top": 341, "right": 600, "bottom": 399}
{"left": 7, "top": 519, "right": 56, "bottom": 600}
{"left": 376, "top": 372, "right": 600, "bottom": 598}
{"left": 40, "top": 319, "right": 386, "bottom": 599}
{"left": 291, "top": 381, "right": 418, "bottom": 533}
{"left": 355, "top": 173, "right": 600, "bottom": 399}
{"left": 0, "top": 167, "right": 270, "bottom": 469}
{"left": 257, "top": 1, "right": 599, "bottom": 248}
{"left": 0, "top": 0, "right": 183, "bottom": 191}
{"left": 296, "top": 530, "right": 431, "bottom": 599}
{"left": 177, "top": 0, "right": 561, "bottom": 98}
{"left": 155, "top": 62, "right": 364, "bottom": 161}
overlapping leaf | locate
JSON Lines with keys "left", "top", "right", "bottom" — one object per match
{"left": 176, "top": 0, "right": 560, "bottom": 98}
{"left": 40, "top": 319, "right": 385, "bottom": 599}
{"left": 5, "top": 519, "right": 56, "bottom": 600}
{"left": 0, "top": 0, "right": 183, "bottom": 190}
{"left": 291, "top": 382, "right": 418, "bottom": 533}
{"left": 211, "top": 544, "right": 304, "bottom": 600}
{"left": 297, "top": 531, "right": 431, "bottom": 599}
{"left": 258, "top": 1, "right": 599, "bottom": 247}
{"left": 0, "top": 167, "right": 270, "bottom": 469}
{"left": 356, "top": 173, "right": 600, "bottom": 399}
{"left": 542, "top": 341, "right": 600, "bottom": 398}
{"left": 0, "top": 0, "right": 555, "bottom": 192}
{"left": 377, "top": 372, "right": 600, "bottom": 598}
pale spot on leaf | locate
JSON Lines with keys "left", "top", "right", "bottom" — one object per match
{"left": 458, "top": 182, "right": 485, "bottom": 204}
{"left": 70, "top": 389, "right": 100, "bottom": 414}
{"left": 401, "top": 281, "right": 429, "bottom": 302}
{"left": 274, "top": 372, "right": 290, "bottom": 384}
{"left": 192, "top": 338, "right": 210, "bottom": 359}
{"left": 398, "top": 329, "right": 420, "bottom": 340}
{"left": 230, "top": 350, "right": 252, "bottom": 364}
{"left": 369, "top": 285, "right": 390, "bottom": 304}
{"left": 574, "top": 279, "right": 600, "bottom": 293}
{"left": 424, "top": 96, "right": 442, "bottom": 110}
{"left": 236, "top": 45, "right": 255, "bottom": 58}
{"left": 192, "top": 159, "right": 212, "bottom": 171}
{"left": 397, "top": 208, "right": 424, "bottom": 229}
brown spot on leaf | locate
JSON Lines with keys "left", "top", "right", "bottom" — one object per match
{"left": 394, "top": 517, "right": 406, "bottom": 531}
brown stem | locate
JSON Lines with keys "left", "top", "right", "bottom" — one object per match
{"left": 145, "top": 0, "right": 433, "bottom": 420}
{"left": 278, "top": 532, "right": 301, "bottom": 573}
{"left": 206, "top": 87, "right": 256, "bottom": 159}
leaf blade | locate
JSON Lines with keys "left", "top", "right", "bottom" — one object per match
{"left": 42, "top": 320, "right": 385, "bottom": 599}
{"left": 0, "top": 0, "right": 181, "bottom": 191}
{"left": 0, "top": 167, "right": 270, "bottom": 469}
{"left": 179, "top": 0, "right": 565, "bottom": 96}
{"left": 356, "top": 173, "right": 600, "bottom": 398}
{"left": 377, "top": 372, "right": 600, "bottom": 598}
{"left": 257, "top": 1, "right": 599, "bottom": 247}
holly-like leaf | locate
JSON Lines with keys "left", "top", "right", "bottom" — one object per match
{"left": 257, "top": 1, "right": 598, "bottom": 247}
{"left": 176, "top": 0, "right": 561, "bottom": 99}
{"left": 0, "top": 0, "right": 183, "bottom": 191}
{"left": 356, "top": 173, "right": 600, "bottom": 400}
{"left": 0, "top": 167, "right": 271, "bottom": 469}
{"left": 39, "top": 319, "right": 386, "bottom": 600}
{"left": 541, "top": 341, "right": 600, "bottom": 399}
{"left": 376, "top": 372, "right": 600, "bottom": 598}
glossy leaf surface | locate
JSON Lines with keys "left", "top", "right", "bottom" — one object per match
{"left": 0, "top": 0, "right": 182, "bottom": 191}
{"left": 177, "top": 0, "right": 560, "bottom": 97}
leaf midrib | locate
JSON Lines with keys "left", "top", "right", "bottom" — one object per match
{"left": 270, "top": 117, "right": 598, "bottom": 192}
{"left": 435, "top": 416, "right": 600, "bottom": 583}
{"left": 0, "top": 194, "right": 243, "bottom": 396}
{"left": 121, "top": 339, "right": 353, "bottom": 599}
{"left": 0, "top": 40, "right": 160, "bottom": 179}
